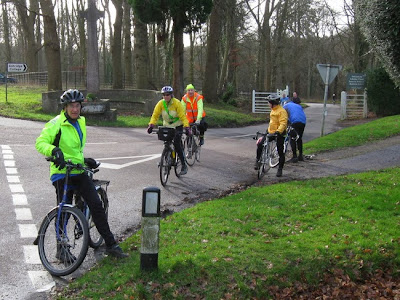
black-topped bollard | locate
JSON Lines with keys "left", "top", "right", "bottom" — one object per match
{"left": 140, "top": 187, "right": 161, "bottom": 270}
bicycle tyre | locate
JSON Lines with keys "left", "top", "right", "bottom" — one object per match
{"left": 37, "top": 206, "right": 89, "bottom": 276}
{"left": 88, "top": 188, "right": 109, "bottom": 248}
{"left": 160, "top": 148, "right": 172, "bottom": 186}
{"left": 285, "top": 139, "right": 294, "bottom": 159}
{"left": 269, "top": 140, "right": 279, "bottom": 168}
{"left": 194, "top": 135, "right": 201, "bottom": 162}
{"left": 174, "top": 151, "right": 182, "bottom": 177}
{"left": 258, "top": 145, "right": 270, "bottom": 179}
{"left": 185, "top": 135, "right": 196, "bottom": 166}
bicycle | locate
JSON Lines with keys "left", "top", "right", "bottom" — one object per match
{"left": 34, "top": 158, "right": 109, "bottom": 276}
{"left": 269, "top": 125, "right": 299, "bottom": 168}
{"left": 254, "top": 132, "right": 277, "bottom": 179}
{"left": 154, "top": 126, "right": 183, "bottom": 186}
{"left": 184, "top": 123, "right": 201, "bottom": 166}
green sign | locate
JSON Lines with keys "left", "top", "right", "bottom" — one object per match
{"left": 347, "top": 73, "right": 366, "bottom": 90}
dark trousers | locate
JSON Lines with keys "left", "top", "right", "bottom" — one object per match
{"left": 197, "top": 118, "right": 208, "bottom": 137}
{"left": 53, "top": 173, "right": 116, "bottom": 247}
{"left": 257, "top": 134, "right": 285, "bottom": 169}
{"left": 174, "top": 125, "right": 185, "bottom": 166}
{"left": 290, "top": 122, "right": 305, "bottom": 158}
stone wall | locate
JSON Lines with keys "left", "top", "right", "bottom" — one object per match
{"left": 42, "top": 89, "right": 160, "bottom": 121}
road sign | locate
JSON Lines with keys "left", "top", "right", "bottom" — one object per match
{"left": 7, "top": 63, "right": 28, "bottom": 73}
{"left": 317, "top": 64, "right": 342, "bottom": 85}
{"left": 347, "top": 73, "right": 366, "bottom": 90}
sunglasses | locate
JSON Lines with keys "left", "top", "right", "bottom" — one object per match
{"left": 163, "top": 93, "right": 172, "bottom": 96}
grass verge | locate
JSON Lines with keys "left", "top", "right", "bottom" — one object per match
{"left": 57, "top": 167, "right": 400, "bottom": 299}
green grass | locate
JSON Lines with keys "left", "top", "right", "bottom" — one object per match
{"left": 58, "top": 168, "right": 400, "bottom": 299}
{"left": 304, "top": 114, "right": 400, "bottom": 154}
{"left": 0, "top": 86, "right": 265, "bottom": 127}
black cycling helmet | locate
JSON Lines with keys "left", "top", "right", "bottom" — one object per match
{"left": 60, "top": 89, "right": 84, "bottom": 105}
{"left": 267, "top": 93, "right": 280, "bottom": 105}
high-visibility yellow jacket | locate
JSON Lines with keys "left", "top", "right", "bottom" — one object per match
{"left": 268, "top": 105, "right": 288, "bottom": 134}
{"left": 149, "top": 97, "right": 189, "bottom": 128}
{"left": 36, "top": 111, "right": 86, "bottom": 178}
{"left": 181, "top": 92, "right": 206, "bottom": 123}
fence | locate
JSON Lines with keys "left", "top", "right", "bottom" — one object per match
{"left": 252, "top": 86, "right": 289, "bottom": 113}
{"left": 340, "top": 90, "right": 368, "bottom": 119}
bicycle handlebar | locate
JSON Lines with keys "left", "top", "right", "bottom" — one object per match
{"left": 46, "top": 157, "right": 100, "bottom": 174}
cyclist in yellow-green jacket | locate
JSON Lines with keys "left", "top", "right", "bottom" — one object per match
{"left": 147, "top": 86, "right": 191, "bottom": 175}
{"left": 36, "top": 89, "right": 128, "bottom": 260}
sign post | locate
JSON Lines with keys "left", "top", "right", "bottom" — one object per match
{"left": 316, "top": 64, "right": 342, "bottom": 136}
{"left": 5, "top": 62, "right": 28, "bottom": 103}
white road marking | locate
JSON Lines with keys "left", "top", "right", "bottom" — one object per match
{"left": 4, "top": 160, "right": 15, "bottom": 167}
{"left": 6, "top": 167, "right": 18, "bottom": 174}
{"left": 3, "top": 154, "right": 14, "bottom": 159}
{"left": 27, "top": 271, "right": 54, "bottom": 291}
{"left": 7, "top": 175, "right": 20, "bottom": 183}
{"left": 9, "top": 184, "right": 24, "bottom": 193}
{"left": 224, "top": 133, "right": 256, "bottom": 138}
{"left": 13, "top": 194, "right": 28, "bottom": 205}
{"left": 18, "top": 224, "right": 37, "bottom": 238}
{"left": 15, "top": 208, "right": 33, "bottom": 220}
{"left": 23, "top": 245, "right": 40, "bottom": 264}
{"left": 99, "top": 154, "right": 161, "bottom": 170}
{"left": 2, "top": 149, "right": 13, "bottom": 154}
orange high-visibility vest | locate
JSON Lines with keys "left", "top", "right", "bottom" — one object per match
{"left": 182, "top": 92, "right": 206, "bottom": 123}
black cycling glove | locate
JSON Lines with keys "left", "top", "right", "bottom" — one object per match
{"left": 52, "top": 147, "right": 65, "bottom": 170}
{"left": 84, "top": 157, "right": 100, "bottom": 169}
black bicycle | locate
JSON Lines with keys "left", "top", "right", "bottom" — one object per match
{"left": 184, "top": 123, "right": 201, "bottom": 166}
{"left": 155, "top": 127, "right": 183, "bottom": 186}
{"left": 254, "top": 132, "right": 277, "bottom": 179}
{"left": 34, "top": 158, "right": 109, "bottom": 276}
{"left": 269, "top": 125, "right": 299, "bottom": 168}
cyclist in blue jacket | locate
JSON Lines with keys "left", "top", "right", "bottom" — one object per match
{"left": 36, "top": 89, "right": 128, "bottom": 261}
{"left": 283, "top": 98, "right": 306, "bottom": 162}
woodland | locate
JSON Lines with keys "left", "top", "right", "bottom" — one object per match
{"left": 0, "top": 0, "right": 396, "bottom": 102}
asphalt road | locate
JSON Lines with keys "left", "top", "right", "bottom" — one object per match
{"left": 0, "top": 103, "right": 360, "bottom": 299}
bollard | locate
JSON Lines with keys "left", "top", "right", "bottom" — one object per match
{"left": 140, "top": 187, "right": 161, "bottom": 270}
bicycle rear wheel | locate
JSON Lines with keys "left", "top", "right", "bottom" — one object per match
{"left": 174, "top": 152, "right": 182, "bottom": 177}
{"left": 37, "top": 206, "right": 89, "bottom": 276}
{"left": 160, "top": 148, "right": 172, "bottom": 186}
{"left": 269, "top": 140, "right": 279, "bottom": 168}
{"left": 88, "top": 188, "right": 109, "bottom": 248}
{"left": 285, "top": 139, "right": 294, "bottom": 159}
{"left": 185, "top": 135, "right": 196, "bottom": 166}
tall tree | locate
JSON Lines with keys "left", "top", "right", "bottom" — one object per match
{"left": 203, "top": 0, "right": 223, "bottom": 103}
{"left": 133, "top": 18, "right": 150, "bottom": 89}
{"left": 39, "top": 0, "right": 62, "bottom": 90}
{"left": 2, "top": 1, "right": 12, "bottom": 62}
{"left": 111, "top": 0, "right": 124, "bottom": 89}
{"left": 123, "top": 0, "right": 133, "bottom": 86}
{"left": 130, "top": 0, "right": 212, "bottom": 98}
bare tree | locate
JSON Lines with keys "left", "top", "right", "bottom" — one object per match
{"left": 39, "top": 0, "right": 62, "bottom": 90}
{"left": 111, "top": 0, "right": 123, "bottom": 89}
{"left": 123, "top": 0, "right": 133, "bottom": 86}
{"left": 133, "top": 18, "right": 150, "bottom": 88}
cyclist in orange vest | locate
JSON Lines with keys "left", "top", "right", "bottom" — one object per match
{"left": 181, "top": 84, "right": 208, "bottom": 145}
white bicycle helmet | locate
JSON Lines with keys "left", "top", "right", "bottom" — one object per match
{"left": 161, "top": 86, "right": 173, "bottom": 94}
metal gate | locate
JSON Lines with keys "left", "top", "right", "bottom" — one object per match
{"left": 252, "top": 86, "right": 289, "bottom": 113}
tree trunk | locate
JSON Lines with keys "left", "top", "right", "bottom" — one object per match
{"left": 39, "top": 0, "right": 62, "bottom": 91}
{"left": 123, "top": 0, "right": 133, "bottom": 86}
{"left": 134, "top": 18, "right": 150, "bottom": 89}
{"left": 172, "top": 21, "right": 184, "bottom": 99}
{"left": 2, "top": 1, "right": 11, "bottom": 62}
{"left": 203, "top": 0, "right": 222, "bottom": 103}
{"left": 111, "top": 0, "right": 123, "bottom": 89}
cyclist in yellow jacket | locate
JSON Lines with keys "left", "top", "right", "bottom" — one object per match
{"left": 147, "top": 86, "right": 191, "bottom": 175}
{"left": 36, "top": 89, "right": 128, "bottom": 260}
{"left": 181, "top": 84, "right": 207, "bottom": 145}
{"left": 255, "top": 94, "right": 288, "bottom": 177}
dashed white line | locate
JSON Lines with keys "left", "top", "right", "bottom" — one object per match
{"left": 15, "top": 208, "right": 33, "bottom": 220}
{"left": 12, "top": 194, "right": 28, "bottom": 205}
{"left": 9, "top": 184, "right": 24, "bottom": 193}
{"left": 23, "top": 245, "right": 40, "bottom": 264}
{"left": 7, "top": 175, "right": 20, "bottom": 183}
{"left": 18, "top": 224, "right": 38, "bottom": 238}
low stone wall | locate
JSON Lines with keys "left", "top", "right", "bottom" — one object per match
{"left": 42, "top": 89, "right": 160, "bottom": 121}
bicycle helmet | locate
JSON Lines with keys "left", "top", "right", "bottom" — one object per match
{"left": 161, "top": 86, "right": 173, "bottom": 94}
{"left": 60, "top": 89, "right": 84, "bottom": 105}
{"left": 267, "top": 94, "right": 280, "bottom": 105}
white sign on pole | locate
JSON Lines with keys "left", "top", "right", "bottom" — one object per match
{"left": 7, "top": 63, "right": 28, "bottom": 73}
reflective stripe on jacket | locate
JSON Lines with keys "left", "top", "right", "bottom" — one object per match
{"left": 181, "top": 92, "right": 206, "bottom": 123}
{"left": 268, "top": 105, "right": 288, "bottom": 134}
{"left": 149, "top": 98, "right": 189, "bottom": 128}
{"left": 36, "top": 111, "right": 86, "bottom": 179}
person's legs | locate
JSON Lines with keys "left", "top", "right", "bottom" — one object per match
{"left": 276, "top": 134, "right": 285, "bottom": 177}
{"left": 255, "top": 135, "right": 266, "bottom": 169}
{"left": 174, "top": 126, "right": 187, "bottom": 174}
{"left": 294, "top": 123, "right": 305, "bottom": 161}
{"left": 198, "top": 118, "right": 207, "bottom": 145}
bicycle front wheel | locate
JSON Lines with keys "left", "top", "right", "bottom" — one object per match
{"left": 258, "top": 145, "right": 270, "bottom": 179}
{"left": 269, "top": 140, "right": 279, "bottom": 168}
{"left": 37, "top": 206, "right": 89, "bottom": 276}
{"left": 160, "top": 148, "right": 172, "bottom": 186}
{"left": 285, "top": 139, "right": 294, "bottom": 159}
{"left": 88, "top": 188, "right": 109, "bottom": 248}
{"left": 185, "top": 135, "right": 196, "bottom": 166}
